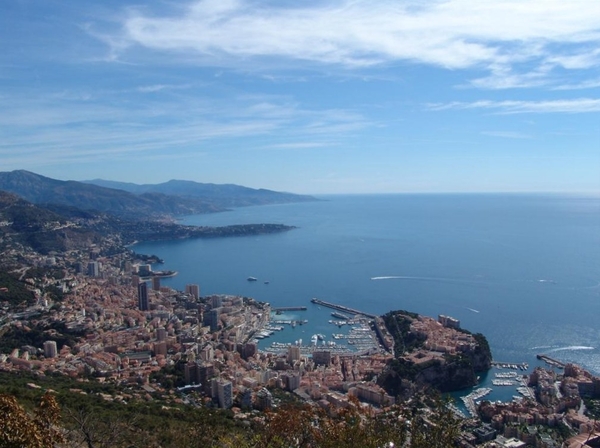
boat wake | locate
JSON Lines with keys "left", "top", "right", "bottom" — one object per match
{"left": 370, "top": 275, "right": 481, "bottom": 285}
{"left": 547, "top": 346, "right": 595, "bottom": 353}
{"left": 466, "top": 308, "right": 480, "bottom": 313}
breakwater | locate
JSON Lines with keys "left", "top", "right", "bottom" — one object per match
{"left": 272, "top": 306, "right": 307, "bottom": 311}
{"left": 537, "top": 354, "right": 566, "bottom": 368}
{"left": 310, "top": 298, "right": 377, "bottom": 319}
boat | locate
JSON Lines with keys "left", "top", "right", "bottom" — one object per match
{"left": 247, "top": 277, "right": 258, "bottom": 281}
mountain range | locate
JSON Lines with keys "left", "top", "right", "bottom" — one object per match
{"left": 0, "top": 170, "right": 316, "bottom": 220}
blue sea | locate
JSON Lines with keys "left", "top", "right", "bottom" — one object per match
{"left": 134, "top": 194, "right": 600, "bottom": 399}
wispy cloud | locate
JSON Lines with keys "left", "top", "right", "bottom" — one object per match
{"left": 0, "top": 90, "right": 368, "bottom": 166}
{"left": 262, "top": 142, "right": 335, "bottom": 151}
{"left": 98, "top": 0, "right": 600, "bottom": 88}
{"left": 482, "top": 131, "right": 532, "bottom": 139}
{"left": 553, "top": 78, "right": 600, "bottom": 90}
{"left": 428, "top": 98, "right": 600, "bottom": 114}
{"left": 137, "top": 83, "right": 192, "bottom": 93}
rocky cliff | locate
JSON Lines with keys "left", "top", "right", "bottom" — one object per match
{"left": 378, "top": 310, "right": 492, "bottom": 395}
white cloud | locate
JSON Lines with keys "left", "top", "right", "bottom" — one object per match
{"left": 104, "top": 0, "right": 600, "bottom": 87}
{"left": 428, "top": 98, "right": 600, "bottom": 113}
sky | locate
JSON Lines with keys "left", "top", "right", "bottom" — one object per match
{"left": 1, "top": 0, "right": 599, "bottom": 194}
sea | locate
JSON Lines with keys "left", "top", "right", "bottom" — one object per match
{"left": 134, "top": 194, "right": 600, "bottom": 403}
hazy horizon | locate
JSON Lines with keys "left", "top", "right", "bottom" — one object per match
{"left": 1, "top": 1, "right": 599, "bottom": 194}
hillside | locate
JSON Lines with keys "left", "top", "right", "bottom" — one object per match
{"left": 0, "top": 190, "right": 105, "bottom": 255}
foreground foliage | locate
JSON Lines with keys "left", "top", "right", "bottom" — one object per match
{"left": 0, "top": 392, "right": 64, "bottom": 448}
{"left": 0, "top": 379, "right": 462, "bottom": 447}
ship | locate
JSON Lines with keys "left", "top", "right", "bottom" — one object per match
{"left": 247, "top": 277, "right": 258, "bottom": 281}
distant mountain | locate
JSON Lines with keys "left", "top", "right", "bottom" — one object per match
{"left": 0, "top": 170, "right": 316, "bottom": 220}
{"left": 0, "top": 170, "right": 226, "bottom": 219}
{"left": 84, "top": 178, "right": 317, "bottom": 208}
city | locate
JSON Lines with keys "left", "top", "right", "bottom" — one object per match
{"left": 2, "top": 238, "right": 600, "bottom": 447}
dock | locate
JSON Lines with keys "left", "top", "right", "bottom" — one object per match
{"left": 491, "top": 361, "right": 529, "bottom": 370}
{"left": 310, "top": 298, "right": 377, "bottom": 319}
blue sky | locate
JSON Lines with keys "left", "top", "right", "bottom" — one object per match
{"left": 1, "top": 0, "right": 599, "bottom": 194}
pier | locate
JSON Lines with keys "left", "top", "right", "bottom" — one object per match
{"left": 272, "top": 306, "right": 307, "bottom": 312}
{"left": 536, "top": 354, "right": 565, "bottom": 368}
{"left": 310, "top": 298, "right": 377, "bottom": 319}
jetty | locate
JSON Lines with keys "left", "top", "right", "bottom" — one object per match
{"left": 310, "top": 298, "right": 377, "bottom": 319}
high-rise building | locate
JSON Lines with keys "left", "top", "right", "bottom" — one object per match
{"left": 217, "top": 380, "right": 233, "bottom": 409}
{"left": 281, "top": 372, "right": 301, "bottom": 391}
{"left": 210, "top": 295, "right": 222, "bottom": 309}
{"left": 208, "top": 308, "right": 220, "bottom": 332}
{"left": 152, "top": 276, "right": 161, "bottom": 291}
{"left": 255, "top": 388, "right": 273, "bottom": 411}
{"left": 287, "top": 345, "right": 301, "bottom": 364}
{"left": 138, "top": 281, "right": 149, "bottom": 311}
{"left": 153, "top": 341, "right": 167, "bottom": 356}
{"left": 239, "top": 386, "right": 252, "bottom": 410}
{"left": 199, "top": 363, "right": 215, "bottom": 396}
{"left": 184, "top": 362, "right": 199, "bottom": 385}
{"left": 43, "top": 340, "right": 57, "bottom": 358}
{"left": 87, "top": 261, "right": 100, "bottom": 277}
{"left": 185, "top": 284, "right": 200, "bottom": 300}
{"left": 156, "top": 327, "right": 167, "bottom": 342}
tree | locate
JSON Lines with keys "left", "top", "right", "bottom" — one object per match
{"left": 0, "top": 392, "right": 64, "bottom": 448}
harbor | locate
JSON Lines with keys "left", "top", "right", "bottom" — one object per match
{"left": 252, "top": 299, "right": 384, "bottom": 357}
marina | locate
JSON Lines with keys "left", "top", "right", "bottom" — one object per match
{"left": 491, "top": 361, "right": 529, "bottom": 370}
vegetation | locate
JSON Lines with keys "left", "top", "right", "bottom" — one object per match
{"left": 0, "top": 374, "right": 463, "bottom": 448}
{"left": 584, "top": 398, "right": 600, "bottom": 420}
{"left": 0, "top": 271, "right": 36, "bottom": 307}
{"left": 382, "top": 310, "right": 425, "bottom": 355}
{"left": 0, "top": 321, "right": 86, "bottom": 354}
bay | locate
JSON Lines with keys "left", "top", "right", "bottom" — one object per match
{"left": 134, "top": 194, "right": 600, "bottom": 381}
